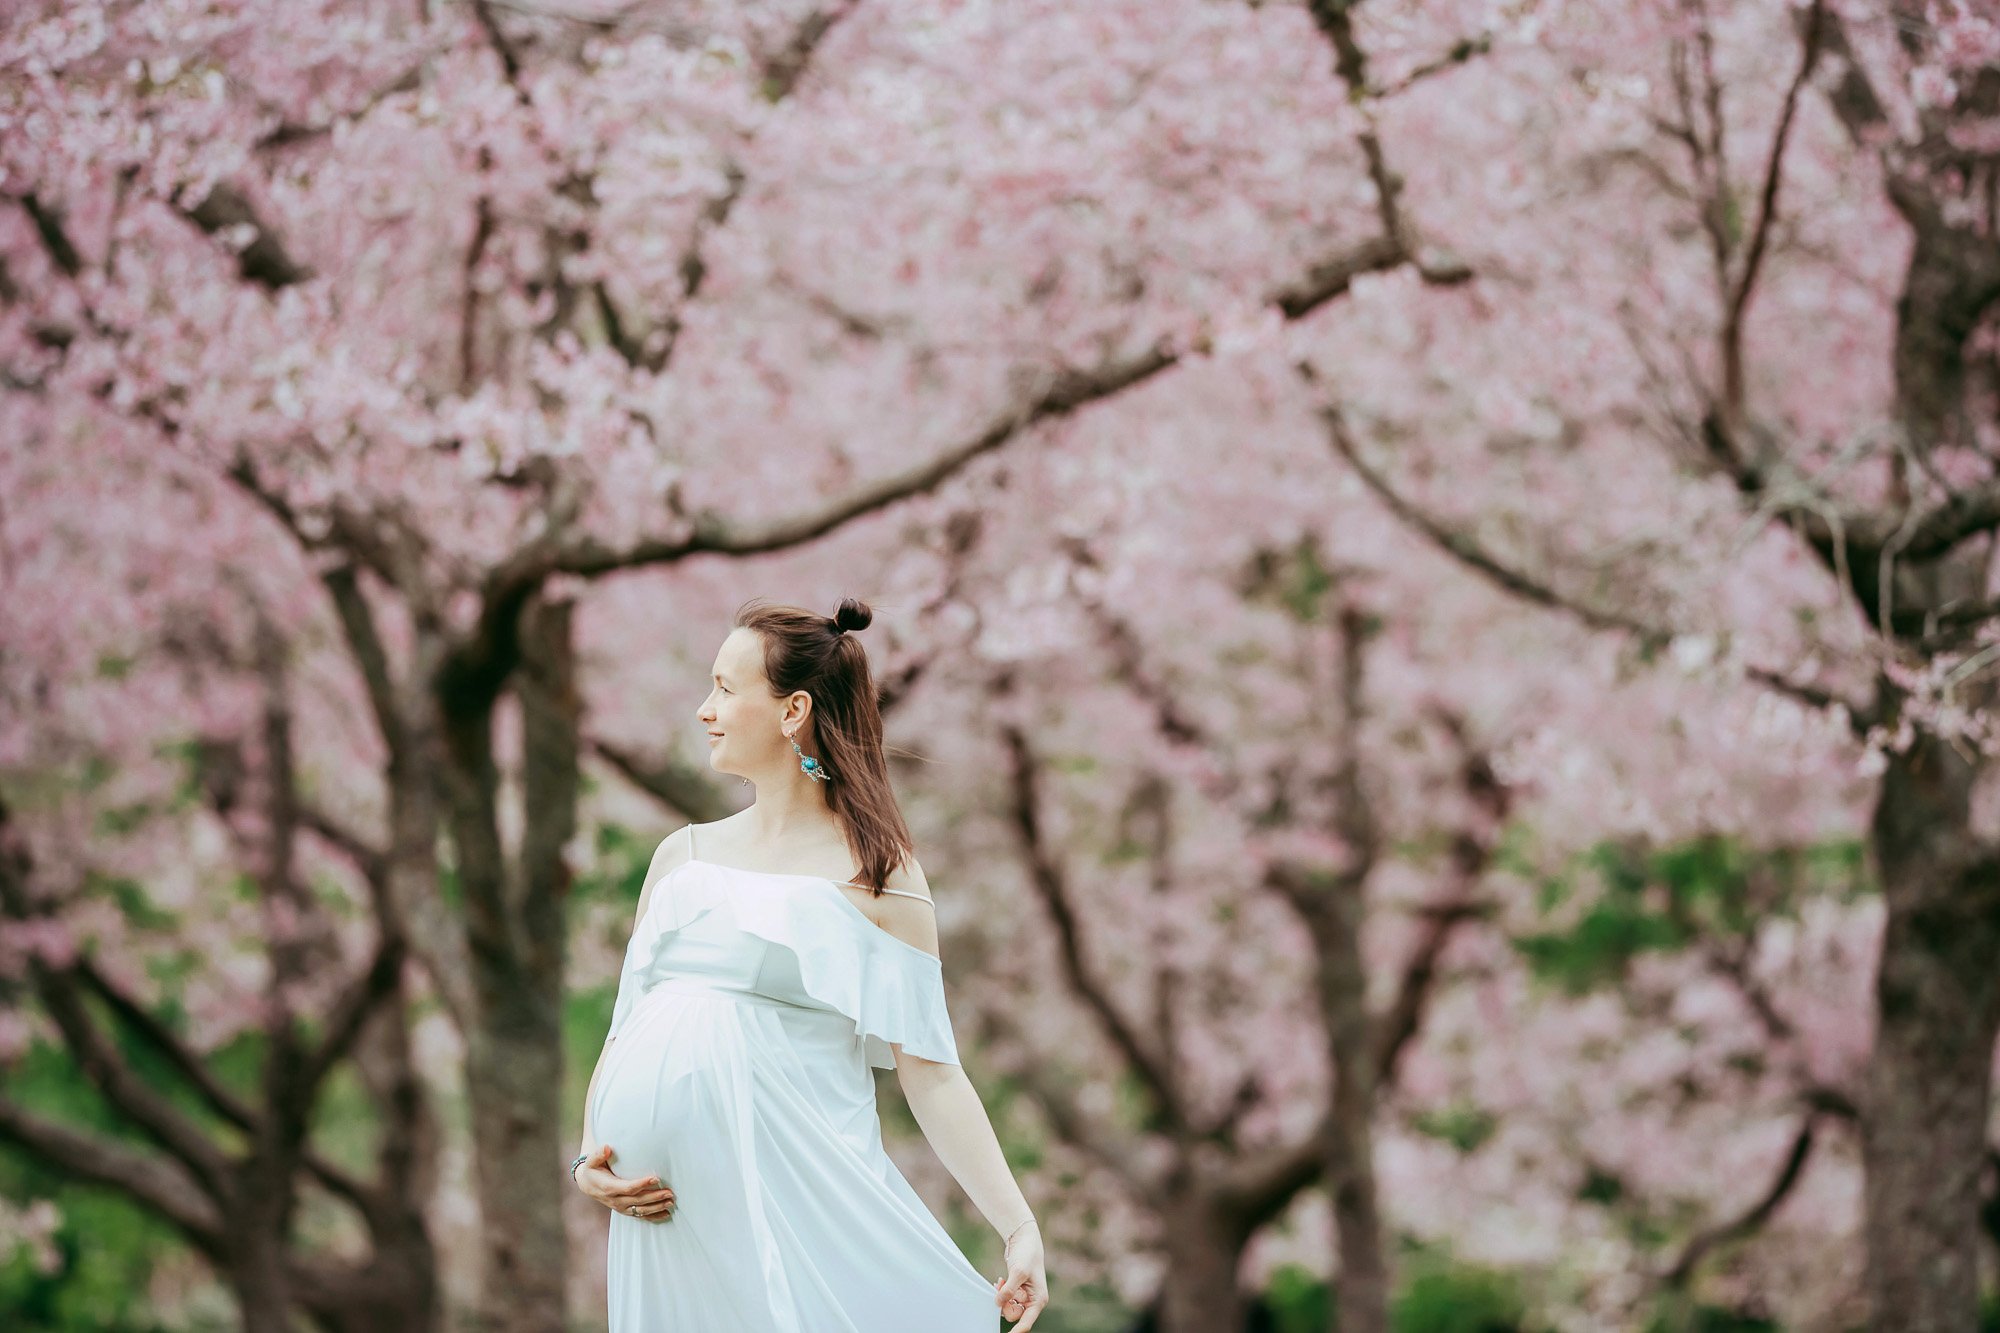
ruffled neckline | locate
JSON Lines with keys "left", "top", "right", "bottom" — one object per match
{"left": 615, "top": 856, "right": 960, "bottom": 1068}
{"left": 661, "top": 859, "right": 944, "bottom": 968}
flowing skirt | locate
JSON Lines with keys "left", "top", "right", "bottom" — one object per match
{"left": 590, "top": 978, "right": 1000, "bottom": 1332}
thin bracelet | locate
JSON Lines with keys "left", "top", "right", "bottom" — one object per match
{"left": 1003, "top": 1217, "right": 1038, "bottom": 1248}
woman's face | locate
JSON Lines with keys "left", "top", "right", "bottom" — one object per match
{"left": 698, "top": 628, "right": 800, "bottom": 781}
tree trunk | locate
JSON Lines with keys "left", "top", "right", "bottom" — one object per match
{"left": 1861, "top": 727, "right": 2000, "bottom": 1333}
{"left": 296, "top": 1242, "right": 440, "bottom": 1333}
{"left": 1154, "top": 1199, "right": 1251, "bottom": 1333}
{"left": 1316, "top": 892, "right": 1389, "bottom": 1333}
{"left": 441, "top": 595, "right": 581, "bottom": 1333}
{"left": 461, "top": 977, "right": 568, "bottom": 1331}
{"left": 223, "top": 1170, "right": 297, "bottom": 1333}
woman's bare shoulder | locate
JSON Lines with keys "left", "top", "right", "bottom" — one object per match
{"left": 870, "top": 856, "right": 942, "bottom": 959}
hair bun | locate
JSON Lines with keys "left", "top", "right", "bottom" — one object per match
{"left": 832, "top": 598, "right": 873, "bottom": 635}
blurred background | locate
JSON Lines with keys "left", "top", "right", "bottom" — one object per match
{"left": 3, "top": 1, "right": 1997, "bottom": 1330}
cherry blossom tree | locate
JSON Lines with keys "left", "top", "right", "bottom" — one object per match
{"left": 0, "top": 571, "right": 435, "bottom": 1331}
{"left": 977, "top": 561, "right": 1513, "bottom": 1333}
{"left": 1282, "top": 2, "right": 2000, "bottom": 1326}
{"left": 1, "top": 0, "right": 1480, "bottom": 1324}
{"left": 11, "top": 0, "right": 1985, "bottom": 1329}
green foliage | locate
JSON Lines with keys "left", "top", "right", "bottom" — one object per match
{"left": 584, "top": 823, "right": 661, "bottom": 911}
{"left": 1641, "top": 1294, "right": 1782, "bottom": 1333}
{"left": 0, "top": 1042, "right": 227, "bottom": 1330}
{"left": 562, "top": 980, "right": 619, "bottom": 1144}
{"left": 1411, "top": 1099, "right": 1498, "bottom": 1154}
{"left": 1389, "top": 1241, "right": 1536, "bottom": 1333}
{"left": 82, "top": 872, "right": 180, "bottom": 932}
{"left": 1510, "top": 835, "right": 1868, "bottom": 996}
{"left": 1575, "top": 1163, "right": 1623, "bottom": 1206}
{"left": 1262, "top": 1240, "right": 1544, "bottom": 1333}
{"left": 0, "top": 1190, "right": 198, "bottom": 1332}
{"left": 1265, "top": 1262, "right": 1336, "bottom": 1332}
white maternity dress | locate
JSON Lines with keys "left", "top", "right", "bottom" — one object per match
{"left": 589, "top": 824, "right": 1000, "bottom": 1332}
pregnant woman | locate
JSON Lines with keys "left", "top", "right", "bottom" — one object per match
{"left": 573, "top": 596, "right": 1048, "bottom": 1331}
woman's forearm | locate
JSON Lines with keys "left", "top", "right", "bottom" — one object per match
{"left": 902, "top": 1064, "right": 1036, "bottom": 1239}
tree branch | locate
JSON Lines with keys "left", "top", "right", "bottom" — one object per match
{"left": 587, "top": 734, "right": 738, "bottom": 825}
{"left": 300, "top": 934, "right": 407, "bottom": 1101}
{"left": 1721, "top": 1, "right": 1826, "bottom": 418}
{"left": 71, "top": 958, "right": 256, "bottom": 1134}
{"left": 177, "top": 183, "right": 312, "bottom": 289}
{"left": 970, "top": 1004, "right": 1163, "bottom": 1197}
{"left": 0, "top": 1099, "right": 224, "bottom": 1253}
{"left": 1899, "top": 481, "right": 2000, "bottom": 562}
{"left": 1663, "top": 1112, "right": 1819, "bottom": 1285}
{"left": 997, "top": 720, "right": 1182, "bottom": 1126}
{"left": 0, "top": 903, "right": 231, "bottom": 1196}
{"left": 543, "top": 181, "right": 1468, "bottom": 592}
{"left": 1372, "top": 32, "right": 1495, "bottom": 99}
{"left": 1313, "top": 394, "right": 1865, "bottom": 724}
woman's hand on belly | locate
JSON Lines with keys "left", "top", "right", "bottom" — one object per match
{"left": 574, "top": 1143, "right": 677, "bottom": 1222}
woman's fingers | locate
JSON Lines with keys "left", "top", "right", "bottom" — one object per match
{"left": 610, "top": 1173, "right": 671, "bottom": 1200}
{"left": 622, "top": 1193, "right": 677, "bottom": 1222}
{"left": 996, "top": 1272, "right": 1045, "bottom": 1329}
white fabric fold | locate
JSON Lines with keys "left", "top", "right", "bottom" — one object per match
{"left": 609, "top": 859, "right": 962, "bottom": 1070}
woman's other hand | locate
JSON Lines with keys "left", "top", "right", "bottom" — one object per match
{"left": 995, "top": 1220, "right": 1048, "bottom": 1328}
{"left": 574, "top": 1143, "right": 676, "bottom": 1222}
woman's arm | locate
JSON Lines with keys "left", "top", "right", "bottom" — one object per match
{"left": 899, "top": 1059, "right": 1035, "bottom": 1239}
{"left": 874, "top": 857, "right": 1047, "bottom": 1325}
{"left": 901, "top": 1057, "right": 1047, "bottom": 1327}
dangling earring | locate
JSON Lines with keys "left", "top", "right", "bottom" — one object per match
{"left": 787, "top": 729, "right": 832, "bottom": 782}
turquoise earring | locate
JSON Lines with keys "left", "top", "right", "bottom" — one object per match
{"left": 787, "top": 730, "right": 831, "bottom": 783}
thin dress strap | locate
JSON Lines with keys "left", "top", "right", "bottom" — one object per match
{"left": 849, "top": 884, "right": 934, "bottom": 905}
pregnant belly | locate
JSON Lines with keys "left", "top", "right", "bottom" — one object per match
{"left": 590, "top": 987, "right": 753, "bottom": 1184}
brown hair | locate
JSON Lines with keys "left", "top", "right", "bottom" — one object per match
{"left": 733, "top": 595, "right": 914, "bottom": 893}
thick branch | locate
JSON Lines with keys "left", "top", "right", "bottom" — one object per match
{"left": 15, "top": 192, "right": 82, "bottom": 278}
{"left": 72, "top": 958, "right": 256, "bottom": 1133}
{"left": 997, "top": 720, "right": 1182, "bottom": 1126}
{"left": 5, "top": 950, "right": 230, "bottom": 1193}
{"left": 1900, "top": 481, "right": 2000, "bottom": 562}
{"left": 547, "top": 341, "right": 1179, "bottom": 582}
{"left": 0, "top": 1099, "right": 224, "bottom": 1252}
{"left": 547, "top": 205, "right": 1464, "bottom": 590}
{"left": 588, "top": 735, "right": 738, "bottom": 825}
